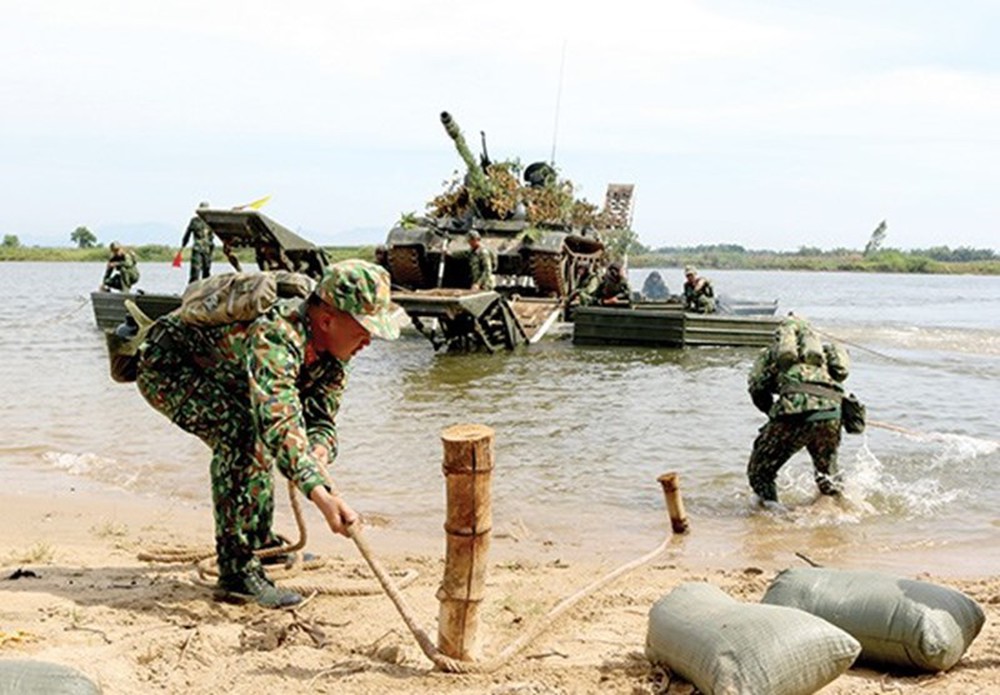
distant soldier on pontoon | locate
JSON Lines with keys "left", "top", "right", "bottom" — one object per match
{"left": 99, "top": 242, "right": 140, "bottom": 292}
{"left": 180, "top": 201, "right": 215, "bottom": 283}
{"left": 683, "top": 265, "right": 716, "bottom": 314}
{"left": 465, "top": 230, "right": 495, "bottom": 290}
{"left": 590, "top": 262, "right": 631, "bottom": 306}
{"left": 641, "top": 270, "right": 670, "bottom": 300}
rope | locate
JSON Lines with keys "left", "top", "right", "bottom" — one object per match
{"left": 811, "top": 326, "right": 906, "bottom": 364}
{"left": 140, "top": 457, "right": 672, "bottom": 671}
{"left": 869, "top": 419, "right": 1000, "bottom": 446}
{"left": 33, "top": 295, "right": 90, "bottom": 328}
{"left": 139, "top": 479, "right": 419, "bottom": 596}
{"left": 348, "top": 522, "right": 674, "bottom": 673}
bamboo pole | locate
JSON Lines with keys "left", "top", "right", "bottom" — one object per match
{"left": 657, "top": 472, "right": 689, "bottom": 534}
{"left": 437, "top": 423, "right": 495, "bottom": 660}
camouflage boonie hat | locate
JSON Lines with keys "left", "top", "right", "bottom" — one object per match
{"left": 314, "top": 259, "right": 400, "bottom": 340}
{"left": 684, "top": 265, "right": 697, "bottom": 275}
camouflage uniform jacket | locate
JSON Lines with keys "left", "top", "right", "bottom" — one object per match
{"left": 182, "top": 216, "right": 215, "bottom": 255}
{"left": 747, "top": 347, "right": 843, "bottom": 422}
{"left": 160, "top": 298, "right": 344, "bottom": 497}
{"left": 468, "top": 246, "right": 495, "bottom": 290}
{"left": 683, "top": 278, "right": 715, "bottom": 312}
{"left": 573, "top": 271, "right": 601, "bottom": 305}
{"left": 594, "top": 276, "right": 631, "bottom": 304}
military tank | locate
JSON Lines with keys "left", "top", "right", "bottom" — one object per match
{"left": 384, "top": 111, "right": 608, "bottom": 298}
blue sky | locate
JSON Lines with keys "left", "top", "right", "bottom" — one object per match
{"left": 2, "top": 0, "right": 998, "bottom": 251}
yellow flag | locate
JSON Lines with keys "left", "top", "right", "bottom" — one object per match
{"left": 233, "top": 194, "right": 272, "bottom": 211}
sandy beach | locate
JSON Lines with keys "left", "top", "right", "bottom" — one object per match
{"left": 2, "top": 486, "right": 998, "bottom": 695}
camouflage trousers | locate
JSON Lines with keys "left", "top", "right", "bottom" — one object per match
{"left": 136, "top": 325, "right": 277, "bottom": 580}
{"left": 104, "top": 268, "right": 138, "bottom": 292}
{"left": 747, "top": 417, "right": 842, "bottom": 503}
{"left": 188, "top": 248, "right": 213, "bottom": 283}
{"left": 686, "top": 295, "right": 716, "bottom": 314}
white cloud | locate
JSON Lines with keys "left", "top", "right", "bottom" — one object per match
{"left": 2, "top": 1, "right": 998, "bottom": 250}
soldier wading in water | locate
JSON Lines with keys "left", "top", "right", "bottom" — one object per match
{"left": 746, "top": 315, "right": 852, "bottom": 507}
{"left": 136, "top": 260, "right": 399, "bottom": 607}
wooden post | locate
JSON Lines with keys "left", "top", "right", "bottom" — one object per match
{"left": 437, "top": 423, "right": 495, "bottom": 661}
{"left": 657, "top": 472, "right": 689, "bottom": 534}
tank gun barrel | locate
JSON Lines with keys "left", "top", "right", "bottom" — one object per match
{"left": 440, "top": 111, "right": 490, "bottom": 200}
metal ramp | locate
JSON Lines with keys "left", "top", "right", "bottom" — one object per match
{"left": 392, "top": 289, "right": 562, "bottom": 352}
{"left": 601, "top": 183, "right": 635, "bottom": 230}
{"left": 197, "top": 208, "right": 330, "bottom": 280}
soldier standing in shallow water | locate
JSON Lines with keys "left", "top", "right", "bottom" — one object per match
{"left": 136, "top": 260, "right": 400, "bottom": 608}
{"left": 180, "top": 201, "right": 215, "bottom": 283}
{"left": 745, "top": 315, "right": 851, "bottom": 506}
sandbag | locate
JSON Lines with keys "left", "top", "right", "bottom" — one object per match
{"left": 645, "top": 582, "right": 860, "bottom": 695}
{"left": 0, "top": 659, "right": 101, "bottom": 694}
{"left": 761, "top": 567, "right": 984, "bottom": 672}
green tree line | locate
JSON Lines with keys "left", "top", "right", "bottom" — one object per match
{"left": 2, "top": 219, "right": 997, "bottom": 274}
{"left": 0, "top": 243, "right": 376, "bottom": 265}
{"left": 630, "top": 244, "right": 999, "bottom": 274}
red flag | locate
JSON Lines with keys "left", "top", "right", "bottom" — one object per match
{"left": 172, "top": 250, "right": 183, "bottom": 268}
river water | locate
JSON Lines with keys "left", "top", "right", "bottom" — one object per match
{"left": 2, "top": 262, "right": 998, "bottom": 576}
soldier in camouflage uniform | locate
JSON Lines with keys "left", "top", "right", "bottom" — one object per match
{"left": 136, "top": 260, "right": 399, "bottom": 607}
{"left": 100, "top": 241, "right": 140, "bottom": 292}
{"left": 569, "top": 261, "right": 601, "bottom": 307}
{"left": 466, "top": 229, "right": 495, "bottom": 290}
{"left": 746, "top": 315, "right": 849, "bottom": 505}
{"left": 180, "top": 201, "right": 215, "bottom": 283}
{"left": 590, "top": 262, "right": 631, "bottom": 306}
{"left": 682, "top": 265, "right": 716, "bottom": 314}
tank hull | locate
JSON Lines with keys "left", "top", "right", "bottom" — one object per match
{"left": 386, "top": 218, "right": 604, "bottom": 298}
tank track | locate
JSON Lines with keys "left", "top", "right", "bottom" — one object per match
{"left": 528, "top": 250, "right": 567, "bottom": 297}
{"left": 387, "top": 246, "right": 428, "bottom": 289}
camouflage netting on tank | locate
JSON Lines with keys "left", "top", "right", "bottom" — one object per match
{"left": 429, "top": 160, "right": 603, "bottom": 229}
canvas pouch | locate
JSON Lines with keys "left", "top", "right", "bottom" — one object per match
{"left": 842, "top": 392, "right": 866, "bottom": 434}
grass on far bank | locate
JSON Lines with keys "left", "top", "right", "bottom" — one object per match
{"left": 2, "top": 244, "right": 998, "bottom": 275}
{"left": 0, "top": 245, "right": 375, "bottom": 265}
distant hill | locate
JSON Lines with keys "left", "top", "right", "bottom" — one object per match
{"left": 96, "top": 221, "right": 177, "bottom": 246}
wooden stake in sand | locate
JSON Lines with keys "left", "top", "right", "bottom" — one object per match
{"left": 437, "top": 423, "right": 495, "bottom": 661}
{"left": 657, "top": 472, "right": 689, "bottom": 534}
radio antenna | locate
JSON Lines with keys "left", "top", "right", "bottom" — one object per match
{"left": 549, "top": 40, "right": 567, "bottom": 165}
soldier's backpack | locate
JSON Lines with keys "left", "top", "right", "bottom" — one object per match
{"left": 105, "top": 271, "right": 316, "bottom": 383}
{"left": 775, "top": 317, "right": 824, "bottom": 369}
{"left": 178, "top": 271, "right": 315, "bottom": 327}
